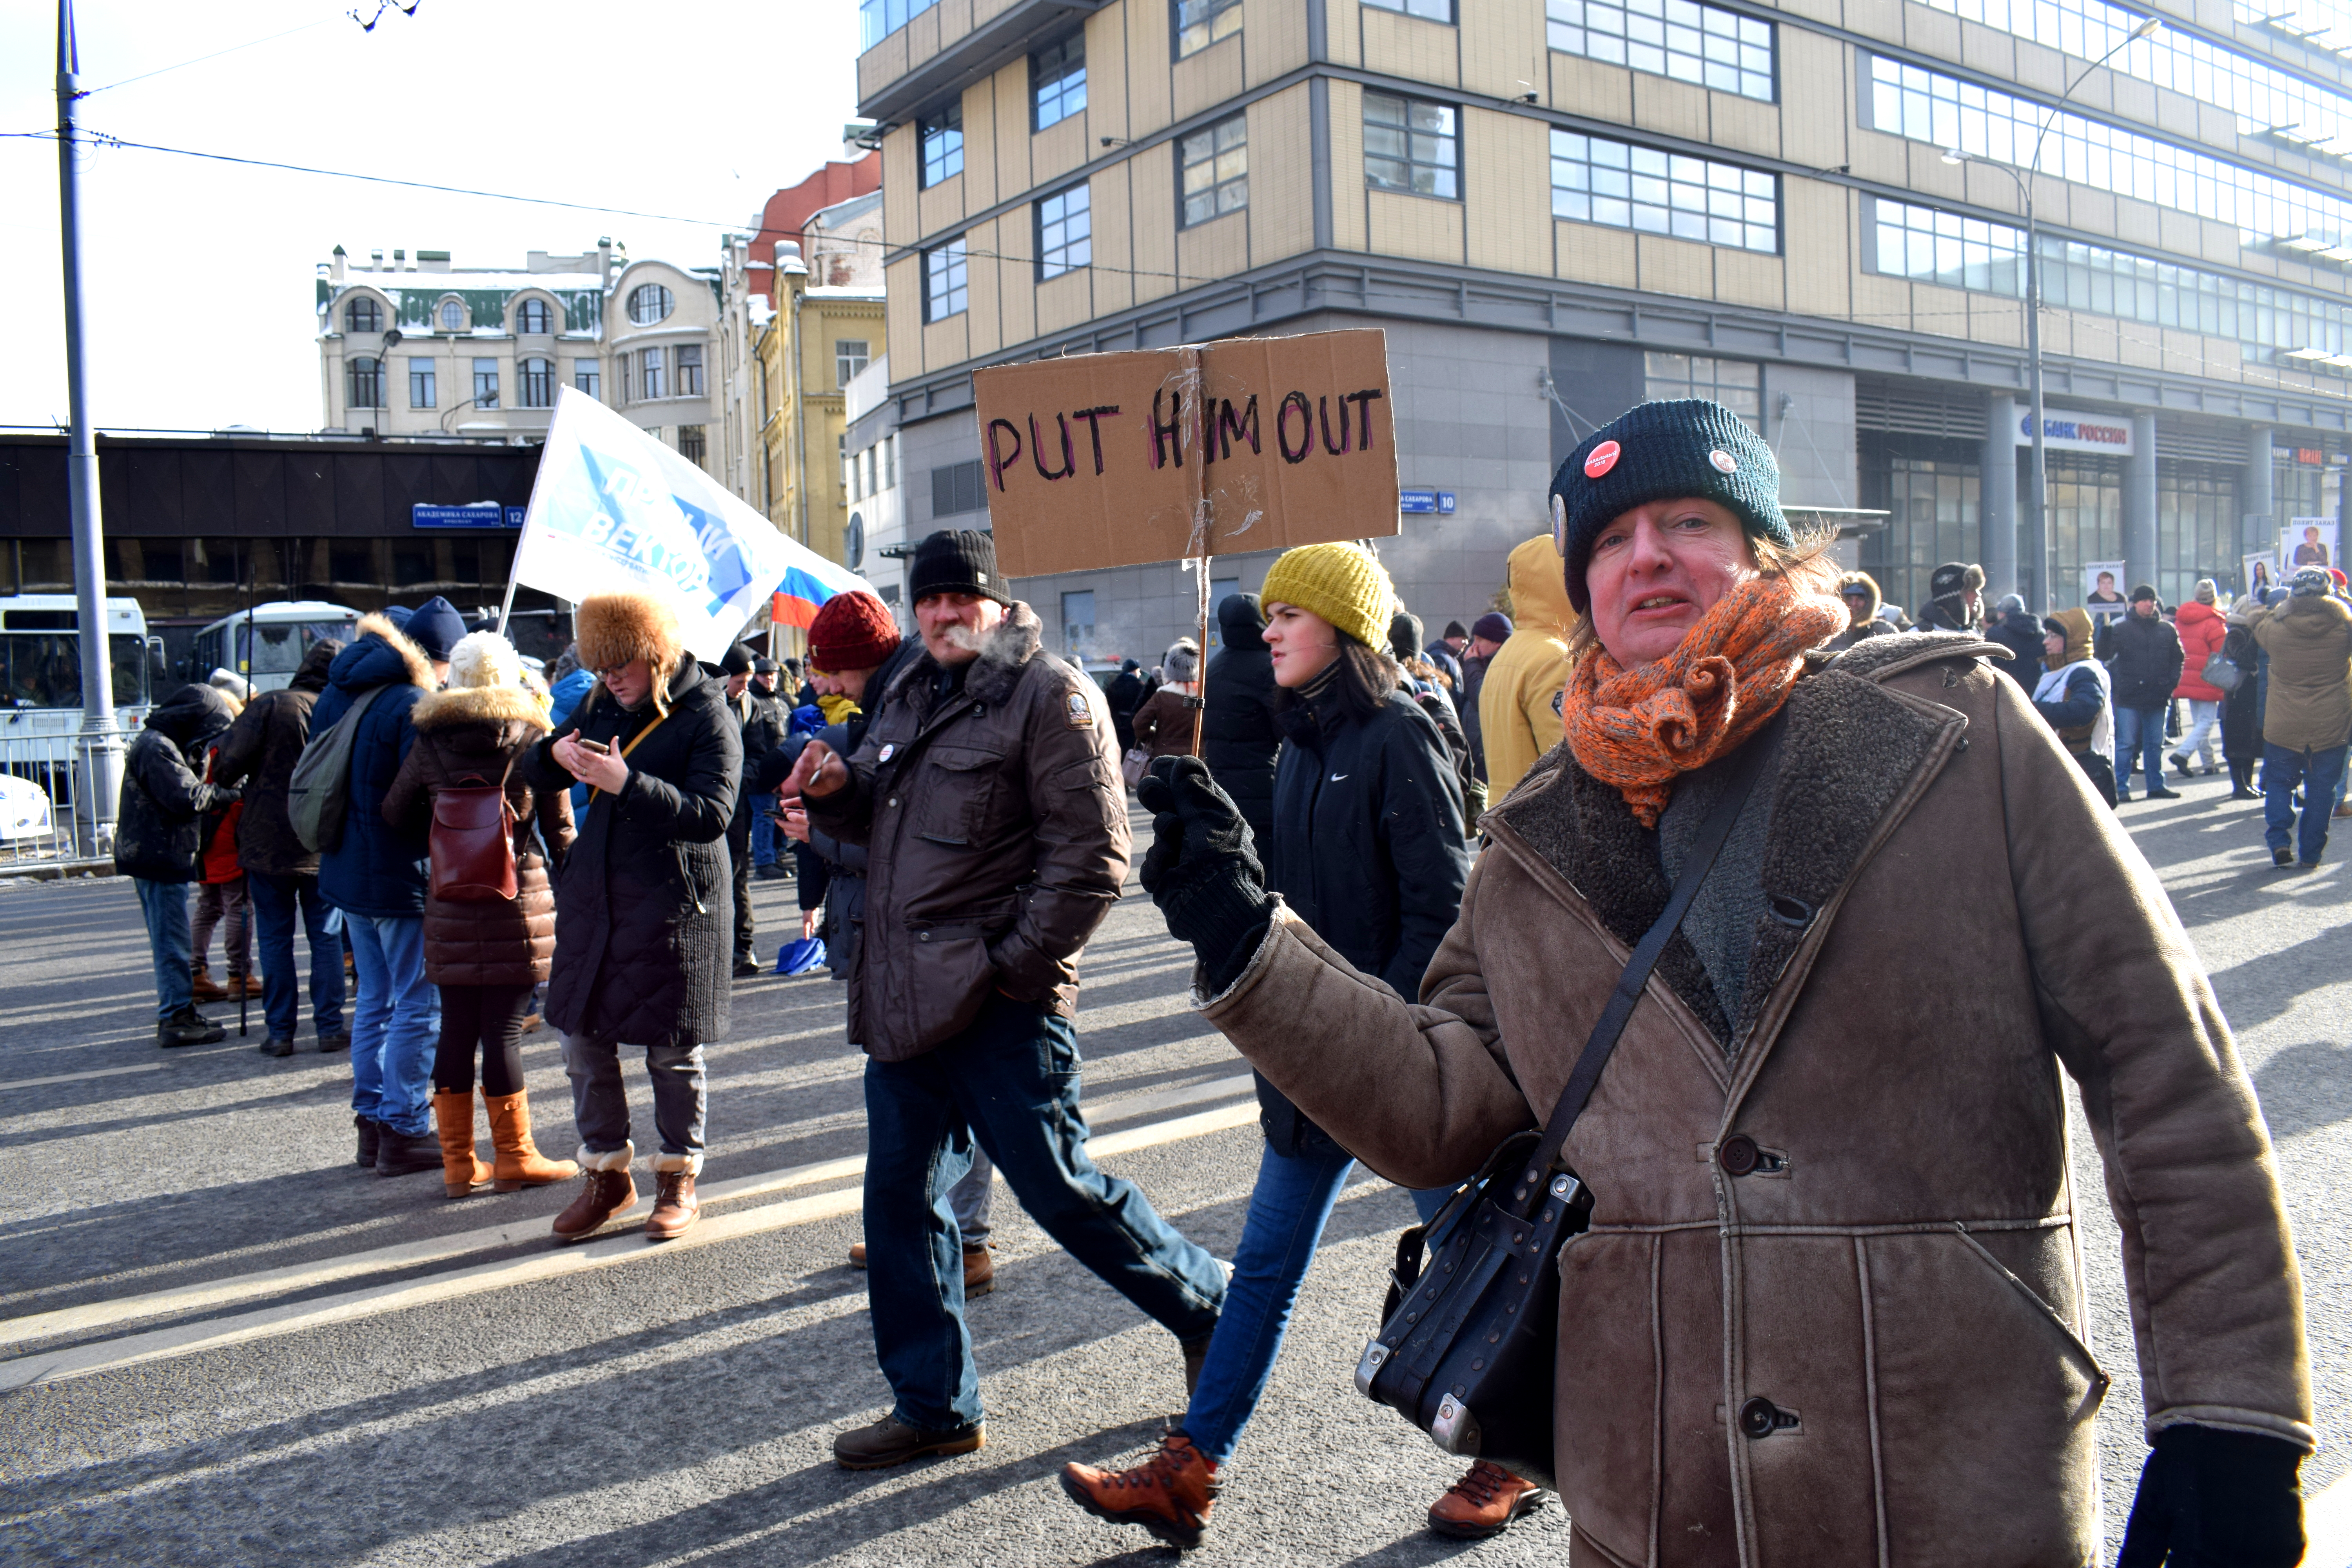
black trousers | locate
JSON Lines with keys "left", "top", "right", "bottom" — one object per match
{"left": 434, "top": 982, "right": 534, "bottom": 1096}
{"left": 729, "top": 818, "right": 755, "bottom": 961}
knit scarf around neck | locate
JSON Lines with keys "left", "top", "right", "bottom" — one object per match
{"left": 1560, "top": 574, "right": 1846, "bottom": 828}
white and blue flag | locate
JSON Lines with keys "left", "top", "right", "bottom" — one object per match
{"left": 512, "top": 387, "right": 873, "bottom": 660}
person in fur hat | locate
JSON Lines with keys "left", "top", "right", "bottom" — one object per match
{"left": 523, "top": 591, "right": 740, "bottom": 1242}
{"left": 1826, "top": 571, "right": 1893, "bottom": 652}
{"left": 1919, "top": 559, "right": 1986, "bottom": 633}
{"left": 383, "top": 632, "right": 579, "bottom": 1200}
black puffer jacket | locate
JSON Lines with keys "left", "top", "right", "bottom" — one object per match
{"left": 211, "top": 639, "right": 339, "bottom": 877}
{"left": 1256, "top": 673, "right": 1470, "bottom": 1152}
{"left": 114, "top": 684, "right": 240, "bottom": 883}
{"left": 2100, "top": 610, "right": 2186, "bottom": 711}
{"left": 732, "top": 683, "right": 789, "bottom": 831}
{"left": 523, "top": 658, "right": 740, "bottom": 1048}
{"left": 1201, "top": 593, "right": 1279, "bottom": 849}
{"left": 1984, "top": 608, "right": 2045, "bottom": 682}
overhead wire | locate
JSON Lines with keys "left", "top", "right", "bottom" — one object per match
{"left": 74, "top": 15, "right": 342, "bottom": 98}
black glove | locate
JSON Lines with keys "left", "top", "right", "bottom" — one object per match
{"left": 1136, "top": 755, "right": 1273, "bottom": 992}
{"left": 2118, "top": 1424, "right": 2305, "bottom": 1568}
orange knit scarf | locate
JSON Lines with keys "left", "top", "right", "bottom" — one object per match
{"left": 1560, "top": 575, "right": 1846, "bottom": 828}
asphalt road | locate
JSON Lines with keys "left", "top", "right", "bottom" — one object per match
{"left": 0, "top": 774, "right": 2345, "bottom": 1566}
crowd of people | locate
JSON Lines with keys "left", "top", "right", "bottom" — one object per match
{"left": 106, "top": 397, "right": 2314, "bottom": 1561}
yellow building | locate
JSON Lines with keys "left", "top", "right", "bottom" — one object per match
{"left": 759, "top": 216, "right": 887, "bottom": 574}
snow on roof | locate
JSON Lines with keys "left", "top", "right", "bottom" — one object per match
{"left": 338, "top": 272, "right": 602, "bottom": 294}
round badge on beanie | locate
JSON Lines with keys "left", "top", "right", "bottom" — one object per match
{"left": 1547, "top": 399, "right": 1791, "bottom": 613}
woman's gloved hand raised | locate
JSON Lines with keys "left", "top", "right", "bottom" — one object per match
{"left": 1136, "top": 756, "right": 1274, "bottom": 992}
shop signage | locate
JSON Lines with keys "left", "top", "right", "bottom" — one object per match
{"left": 2014, "top": 415, "right": 2133, "bottom": 455}
{"left": 413, "top": 503, "right": 524, "bottom": 529}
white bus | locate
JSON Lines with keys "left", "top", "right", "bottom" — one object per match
{"left": 191, "top": 601, "right": 361, "bottom": 694}
{"left": 0, "top": 595, "right": 162, "bottom": 851}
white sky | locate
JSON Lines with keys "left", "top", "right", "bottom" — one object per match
{"left": 0, "top": 0, "right": 861, "bottom": 434}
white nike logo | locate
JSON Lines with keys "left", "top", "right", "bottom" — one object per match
{"left": 1330, "top": 772, "right": 1348, "bottom": 781}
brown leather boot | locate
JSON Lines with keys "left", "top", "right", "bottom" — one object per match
{"left": 1060, "top": 1431, "right": 1221, "bottom": 1549}
{"left": 646, "top": 1154, "right": 700, "bottom": 1240}
{"left": 191, "top": 965, "right": 229, "bottom": 1002}
{"left": 551, "top": 1145, "right": 636, "bottom": 1241}
{"left": 1426, "top": 1460, "right": 1549, "bottom": 1539}
{"left": 483, "top": 1089, "right": 577, "bottom": 1191}
{"left": 431, "top": 1091, "right": 492, "bottom": 1197}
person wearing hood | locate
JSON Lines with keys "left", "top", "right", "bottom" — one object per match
{"left": 1480, "top": 535, "right": 1576, "bottom": 800}
{"left": 1984, "top": 592, "right": 2047, "bottom": 681}
{"left": 719, "top": 640, "right": 777, "bottom": 977}
{"left": 188, "top": 690, "right": 255, "bottom": 1007}
{"left": 1919, "top": 560, "right": 1985, "bottom": 633}
{"left": 2167, "top": 579, "right": 2229, "bottom": 779}
{"left": 1201, "top": 593, "right": 1279, "bottom": 850}
{"left": 2099, "top": 584, "right": 2186, "bottom": 802}
{"left": 214, "top": 637, "right": 348, "bottom": 1057}
{"left": 1125, "top": 397, "right": 2310, "bottom": 1566}
{"left": 2252, "top": 567, "right": 2352, "bottom": 867}
{"left": 1131, "top": 639, "right": 1203, "bottom": 759}
{"left": 2220, "top": 593, "right": 2267, "bottom": 800}
{"left": 1105, "top": 658, "right": 1146, "bottom": 758}
{"left": 1458, "top": 611, "right": 1510, "bottom": 785}
{"left": 1392, "top": 609, "right": 1481, "bottom": 823}
{"left": 115, "top": 683, "right": 243, "bottom": 1048}
{"left": 1827, "top": 571, "right": 1895, "bottom": 652}
{"left": 2032, "top": 610, "right": 2117, "bottom": 806}
{"left": 384, "top": 632, "right": 579, "bottom": 1200}
{"left": 314, "top": 598, "right": 460, "bottom": 1176}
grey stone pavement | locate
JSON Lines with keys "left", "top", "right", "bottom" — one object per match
{"left": 0, "top": 779, "right": 2344, "bottom": 1566}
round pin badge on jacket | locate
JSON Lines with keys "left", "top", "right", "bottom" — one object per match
{"left": 1584, "top": 440, "right": 1621, "bottom": 479}
{"left": 878, "top": 743, "right": 896, "bottom": 762}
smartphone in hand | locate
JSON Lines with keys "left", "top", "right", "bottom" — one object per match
{"left": 573, "top": 736, "right": 612, "bottom": 756}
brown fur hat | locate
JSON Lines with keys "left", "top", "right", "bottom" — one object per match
{"left": 573, "top": 592, "right": 686, "bottom": 714}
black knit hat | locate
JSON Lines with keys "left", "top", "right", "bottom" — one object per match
{"left": 1550, "top": 400, "right": 1791, "bottom": 613}
{"left": 1929, "top": 562, "right": 1985, "bottom": 603}
{"left": 908, "top": 528, "right": 1009, "bottom": 606}
{"left": 1388, "top": 610, "right": 1423, "bottom": 662}
{"left": 720, "top": 641, "right": 756, "bottom": 677}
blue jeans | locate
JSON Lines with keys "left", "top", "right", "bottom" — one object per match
{"left": 1183, "top": 1140, "right": 1357, "bottom": 1464}
{"left": 132, "top": 878, "right": 194, "bottom": 1021}
{"left": 249, "top": 872, "right": 345, "bottom": 1042}
{"left": 2115, "top": 705, "right": 2168, "bottom": 789}
{"left": 561, "top": 1031, "right": 708, "bottom": 1158}
{"left": 750, "top": 806, "right": 777, "bottom": 869}
{"left": 862, "top": 992, "right": 1227, "bottom": 1432}
{"left": 346, "top": 914, "right": 440, "bottom": 1137}
{"left": 2263, "top": 742, "right": 2349, "bottom": 866}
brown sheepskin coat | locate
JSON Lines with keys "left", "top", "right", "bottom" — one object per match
{"left": 383, "top": 684, "right": 573, "bottom": 987}
{"left": 1199, "top": 632, "right": 2309, "bottom": 1567}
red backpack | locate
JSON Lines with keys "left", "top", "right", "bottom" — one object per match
{"left": 428, "top": 760, "right": 519, "bottom": 903}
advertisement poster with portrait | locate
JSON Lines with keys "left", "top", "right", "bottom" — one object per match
{"left": 2243, "top": 552, "right": 2279, "bottom": 599}
{"left": 2084, "top": 560, "right": 2130, "bottom": 622}
{"left": 2283, "top": 518, "right": 2339, "bottom": 573}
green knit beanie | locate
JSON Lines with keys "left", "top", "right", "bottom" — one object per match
{"left": 1550, "top": 399, "right": 1791, "bottom": 613}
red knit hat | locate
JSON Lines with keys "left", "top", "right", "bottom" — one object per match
{"left": 808, "top": 591, "right": 899, "bottom": 672}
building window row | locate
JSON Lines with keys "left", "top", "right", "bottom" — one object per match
{"left": 1366, "top": 0, "right": 1454, "bottom": 19}
{"left": 1866, "top": 54, "right": 2352, "bottom": 248}
{"left": 1181, "top": 113, "right": 1249, "bottom": 227}
{"left": 1038, "top": 183, "right": 1093, "bottom": 279}
{"left": 1547, "top": 0, "right": 1774, "bottom": 103}
{"left": 1643, "top": 352, "right": 1761, "bottom": 421}
{"left": 1927, "top": 0, "right": 2352, "bottom": 155}
{"left": 860, "top": 0, "right": 940, "bottom": 51}
{"left": 340, "top": 292, "right": 585, "bottom": 337}
{"left": 920, "top": 100, "right": 964, "bottom": 189}
{"left": 1176, "top": 0, "right": 1243, "bottom": 59}
{"left": 1033, "top": 32, "right": 1085, "bottom": 132}
{"left": 1365, "top": 91, "right": 1459, "bottom": 199}
{"left": 1551, "top": 130, "right": 1779, "bottom": 252}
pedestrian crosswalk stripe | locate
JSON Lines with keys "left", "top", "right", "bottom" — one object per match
{"left": 0, "top": 1062, "right": 163, "bottom": 1092}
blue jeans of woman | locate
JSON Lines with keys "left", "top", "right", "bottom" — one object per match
{"left": 1182, "top": 1138, "right": 1357, "bottom": 1464}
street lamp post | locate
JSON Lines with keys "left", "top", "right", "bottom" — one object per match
{"left": 1948, "top": 12, "right": 2161, "bottom": 613}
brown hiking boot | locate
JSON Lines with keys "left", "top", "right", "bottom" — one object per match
{"left": 1062, "top": 1430, "right": 1221, "bottom": 1549}
{"left": 848, "top": 1241, "right": 867, "bottom": 1268}
{"left": 483, "top": 1089, "right": 576, "bottom": 1190}
{"left": 1426, "top": 1460, "right": 1549, "bottom": 1539}
{"left": 190, "top": 967, "right": 229, "bottom": 1002}
{"left": 962, "top": 1243, "right": 995, "bottom": 1296}
{"left": 833, "top": 1414, "right": 985, "bottom": 1470}
{"left": 646, "top": 1157, "right": 700, "bottom": 1240}
{"left": 431, "top": 1089, "right": 492, "bottom": 1198}
{"left": 233, "top": 971, "right": 263, "bottom": 997}
{"left": 552, "top": 1146, "right": 636, "bottom": 1241}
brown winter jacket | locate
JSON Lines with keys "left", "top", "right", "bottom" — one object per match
{"left": 2252, "top": 591, "right": 2352, "bottom": 752}
{"left": 211, "top": 639, "right": 339, "bottom": 877}
{"left": 382, "top": 684, "right": 573, "bottom": 988}
{"left": 804, "top": 602, "right": 1129, "bottom": 1060}
{"left": 1129, "top": 686, "right": 1201, "bottom": 759}
{"left": 1197, "top": 632, "right": 2309, "bottom": 1568}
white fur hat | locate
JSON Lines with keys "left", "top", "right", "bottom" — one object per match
{"left": 447, "top": 631, "right": 523, "bottom": 691}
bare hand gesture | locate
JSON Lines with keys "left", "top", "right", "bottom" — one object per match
{"left": 783, "top": 739, "right": 847, "bottom": 800}
{"left": 553, "top": 734, "right": 629, "bottom": 795}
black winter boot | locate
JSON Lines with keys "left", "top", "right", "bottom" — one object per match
{"left": 355, "top": 1115, "right": 381, "bottom": 1169}
{"left": 374, "top": 1126, "right": 441, "bottom": 1178}
{"left": 157, "top": 1007, "right": 225, "bottom": 1049}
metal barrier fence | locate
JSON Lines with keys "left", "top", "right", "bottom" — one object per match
{"left": 0, "top": 723, "right": 133, "bottom": 871}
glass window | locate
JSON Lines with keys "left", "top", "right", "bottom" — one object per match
{"left": 573, "top": 360, "right": 600, "bottom": 399}
{"left": 519, "top": 357, "right": 553, "bottom": 408}
{"left": 628, "top": 284, "right": 674, "bottom": 325}
{"left": 409, "top": 358, "right": 437, "bottom": 409}
{"left": 1033, "top": 33, "right": 1086, "bottom": 131}
{"left": 639, "top": 347, "right": 666, "bottom": 400}
{"left": 516, "top": 297, "right": 552, "bottom": 334}
{"left": 1866, "top": 456, "right": 1982, "bottom": 617}
{"left": 345, "top": 296, "right": 381, "bottom": 334}
{"left": 1176, "top": 0, "right": 1243, "bottom": 58}
{"left": 1552, "top": 129, "right": 1777, "bottom": 251}
{"left": 931, "top": 459, "right": 986, "bottom": 517}
{"left": 1642, "top": 352, "right": 1762, "bottom": 422}
{"left": 1548, "top": 0, "right": 1773, "bottom": 100}
{"left": 1365, "top": 92, "right": 1459, "bottom": 199}
{"left": 921, "top": 100, "right": 964, "bottom": 188}
{"left": 347, "top": 356, "right": 383, "bottom": 409}
{"left": 837, "top": 339, "right": 871, "bottom": 387}
{"left": 1365, "top": 0, "right": 1455, "bottom": 20}
{"left": 1061, "top": 590, "right": 1097, "bottom": 655}
{"left": 885, "top": 433, "right": 897, "bottom": 488}
{"left": 861, "top": 0, "right": 941, "bottom": 50}
{"left": 676, "top": 343, "right": 704, "bottom": 397}
{"left": 1181, "top": 113, "right": 1249, "bottom": 227}
{"left": 472, "top": 358, "right": 499, "bottom": 408}
{"left": 1038, "top": 184, "right": 1093, "bottom": 279}
{"left": 438, "top": 299, "right": 465, "bottom": 332}
{"left": 925, "top": 238, "right": 969, "bottom": 320}
{"left": 679, "top": 425, "right": 707, "bottom": 465}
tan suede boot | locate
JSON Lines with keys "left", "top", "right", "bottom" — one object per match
{"left": 432, "top": 1089, "right": 493, "bottom": 1198}
{"left": 483, "top": 1089, "right": 578, "bottom": 1191}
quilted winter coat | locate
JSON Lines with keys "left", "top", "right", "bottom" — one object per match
{"left": 1198, "top": 632, "right": 2309, "bottom": 1568}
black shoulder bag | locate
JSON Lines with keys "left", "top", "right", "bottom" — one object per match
{"left": 1353, "top": 728, "right": 1775, "bottom": 1490}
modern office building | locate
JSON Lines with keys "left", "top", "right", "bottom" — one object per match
{"left": 857, "top": 0, "right": 2352, "bottom": 658}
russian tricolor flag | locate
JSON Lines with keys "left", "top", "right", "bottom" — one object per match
{"left": 771, "top": 548, "right": 872, "bottom": 630}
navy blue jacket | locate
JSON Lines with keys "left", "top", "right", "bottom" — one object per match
{"left": 312, "top": 616, "right": 434, "bottom": 918}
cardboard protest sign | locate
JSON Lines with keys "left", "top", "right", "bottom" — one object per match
{"left": 970, "top": 329, "right": 1399, "bottom": 577}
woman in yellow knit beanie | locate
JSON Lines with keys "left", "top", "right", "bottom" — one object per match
{"left": 1256, "top": 541, "right": 1396, "bottom": 655}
